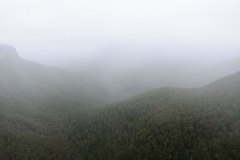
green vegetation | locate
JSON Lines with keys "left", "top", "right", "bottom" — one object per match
{"left": 0, "top": 55, "right": 108, "bottom": 159}
{"left": 0, "top": 56, "right": 109, "bottom": 111}
{"left": 1, "top": 54, "right": 240, "bottom": 159}
{"left": 69, "top": 72, "right": 240, "bottom": 159}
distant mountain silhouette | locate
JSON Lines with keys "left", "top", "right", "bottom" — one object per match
{"left": 0, "top": 44, "right": 19, "bottom": 58}
{"left": 0, "top": 46, "right": 109, "bottom": 112}
{"left": 1, "top": 45, "right": 240, "bottom": 159}
{"left": 181, "top": 57, "right": 240, "bottom": 87}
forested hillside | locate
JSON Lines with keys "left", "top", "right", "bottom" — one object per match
{"left": 69, "top": 72, "right": 240, "bottom": 159}
{"left": 0, "top": 45, "right": 102, "bottom": 159}
{"left": 0, "top": 94, "right": 79, "bottom": 159}
{"left": 1, "top": 45, "right": 240, "bottom": 159}
{"left": 0, "top": 45, "right": 108, "bottom": 159}
{"left": 0, "top": 47, "right": 109, "bottom": 111}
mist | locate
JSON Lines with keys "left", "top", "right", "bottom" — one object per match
{"left": 1, "top": 0, "right": 239, "bottom": 64}
{"left": 2, "top": 1, "right": 240, "bottom": 158}
{"left": 1, "top": 0, "right": 240, "bottom": 97}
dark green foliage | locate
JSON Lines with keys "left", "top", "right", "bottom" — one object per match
{"left": 0, "top": 56, "right": 109, "bottom": 159}
{"left": 1, "top": 54, "right": 240, "bottom": 159}
{"left": 0, "top": 94, "right": 80, "bottom": 159}
{"left": 69, "top": 72, "right": 240, "bottom": 159}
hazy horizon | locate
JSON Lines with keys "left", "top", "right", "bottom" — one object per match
{"left": 1, "top": 0, "right": 240, "bottom": 67}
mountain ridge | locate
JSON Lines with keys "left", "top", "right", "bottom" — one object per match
{"left": 0, "top": 44, "right": 19, "bottom": 58}
{"left": 0, "top": 47, "right": 110, "bottom": 112}
{"left": 0, "top": 45, "right": 240, "bottom": 159}
{"left": 69, "top": 71, "right": 240, "bottom": 159}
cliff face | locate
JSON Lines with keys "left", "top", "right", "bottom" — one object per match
{"left": 0, "top": 45, "right": 19, "bottom": 58}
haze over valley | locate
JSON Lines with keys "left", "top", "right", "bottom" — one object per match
{"left": 1, "top": 1, "right": 240, "bottom": 159}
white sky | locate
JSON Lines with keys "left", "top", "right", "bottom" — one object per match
{"left": 0, "top": 0, "right": 240, "bottom": 66}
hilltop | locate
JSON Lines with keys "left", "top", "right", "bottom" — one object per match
{"left": 0, "top": 45, "right": 240, "bottom": 159}
{"left": 181, "top": 57, "right": 240, "bottom": 87}
{"left": 0, "top": 46, "right": 109, "bottom": 112}
{"left": 69, "top": 72, "right": 240, "bottom": 159}
{"left": 0, "top": 44, "right": 19, "bottom": 58}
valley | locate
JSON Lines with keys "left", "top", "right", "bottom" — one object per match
{"left": 0, "top": 45, "right": 240, "bottom": 159}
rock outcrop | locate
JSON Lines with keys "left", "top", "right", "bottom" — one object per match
{"left": 0, "top": 44, "right": 19, "bottom": 58}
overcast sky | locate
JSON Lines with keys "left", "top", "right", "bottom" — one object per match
{"left": 0, "top": 0, "right": 240, "bottom": 66}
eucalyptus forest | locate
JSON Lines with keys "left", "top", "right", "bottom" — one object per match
{"left": 0, "top": 45, "right": 240, "bottom": 160}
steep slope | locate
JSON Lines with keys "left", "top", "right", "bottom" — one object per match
{"left": 70, "top": 72, "right": 240, "bottom": 159}
{"left": 1, "top": 70, "right": 240, "bottom": 159}
{"left": 0, "top": 93, "right": 79, "bottom": 159}
{"left": 0, "top": 45, "right": 109, "bottom": 159}
{"left": 181, "top": 57, "right": 240, "bottom": 87}
{"left": 1, "top": 44, "right": 240, "bottom": 159}
{"left": 0, "top": 45, "right": 19, "bottom": 58}
{"left": 0, "top": 45, "right": 108, "bottom": 111}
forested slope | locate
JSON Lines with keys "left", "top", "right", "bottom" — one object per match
{"left": 0, "top": 45, "right": 108, "bottom": 159}
{"left": 0, "top": 54, "right": 109, "bottom": 111}
{"left": 0, "top": 94, "right": 79, "bottom": 159}
{"left": 69, "top": 72, "right": 240, "bottom": 159}
{"left": 1, "top": 71, "right": 240, "bottom": 159}
{"left": 1, "top": 45, "right": 240, "bottom": 159}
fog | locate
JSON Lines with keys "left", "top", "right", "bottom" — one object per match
{"left": 0, "top": 0, "right": 239, "bottom": 65}
{"left": 1, "top": 0, "right": 240, "bottom": 96}
{"left": 2, "top": 1, "right": 240, "bottom": 158}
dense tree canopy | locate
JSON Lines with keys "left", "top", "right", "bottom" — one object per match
{"left": 1, "top": 54, "right": 240, "bottom": 159}
{"left": 69, "top": 72, "right": 240, "bottom": 159}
